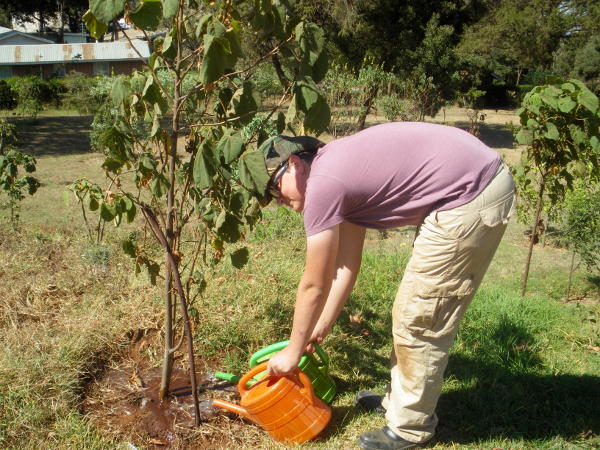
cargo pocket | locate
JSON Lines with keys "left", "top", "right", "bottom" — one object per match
{"left": 479, "top": 192, "right": 516, "bottom": 228}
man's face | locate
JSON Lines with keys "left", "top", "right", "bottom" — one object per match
{"left": 271, "top": 156, "right": 308, "bottom": 212}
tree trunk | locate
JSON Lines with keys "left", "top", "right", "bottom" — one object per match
{"left": 159, "top": 276, "right": 174, "bottom": 399}
{"left": 521, "top": 176, "right": 545, "bottom": 296}
{"left": 271, "top": 54, "right": 289, "bottom": 92}
{"left": 357, "top": 86, "right": 379, "bottom": 131}
{"left": 565, "top": 251, "right": 576, "bottom": 301}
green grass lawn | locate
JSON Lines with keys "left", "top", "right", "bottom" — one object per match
{"left": 0, "top": 113, "right": 598, "bottom": 449}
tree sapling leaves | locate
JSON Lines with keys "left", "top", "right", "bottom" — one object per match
{"left": 129, "top": 0, "right": 163, "bottom": 31}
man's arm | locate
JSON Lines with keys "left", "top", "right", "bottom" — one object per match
{"left": 308, "top": 222, "right": 365, "bottom": 348}
{"left": 267, "top": 225, "right": 340, "bottom": 375}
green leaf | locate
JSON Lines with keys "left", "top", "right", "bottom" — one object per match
{"left": 100, "top": 202, "right": 116, "bottom": 221}
{"left": 146, "top": 261, "right": 160, "bottom": 285}
{"left": 89, "top": 0, "right": 125, "bottom": 24}
{"left": 294, "top": 80, "right": 319, "bottom": 113}
{"left": 590, "top": 135, "right": 600, "bottom": 151}
{"left": 230, "top": 247, "right": 249, "bottom": 269}
{"left": 311, "top": 51, "right": 328, "bottom": 84}
{"left": 89, "top": 197, "right": 99, "bottom": 211}
{"left": 142, "top": 76, "right": 168, "bottom": 113}
{"left": 122, "top": 239, "right": 137, "bottom": 258}
{"left": 162, "top": 0, "right": 178, "bottom": 18}
{"left": 215, "top": 211, "right": 243, "bottom": 243}
{"left": 296, "top": 22, "right": 325, "bottom": 67}
{"left": 561, "top": 82, "right": 576, "bottom": 93}
{"left": 238, "top": 150, "right": 269, "bottom": 193}
{"left": 126, "top": 202, "right": 136, "bottom": 223}
{"left": 569, "top": 124, "right": 587, "bottom": 146}
{"left": 193, "top": 142, "right": 216, "bottom": 189}
{"left": 229, "top": 188, "right": 250, "bottom": 215}
{"left": 82, "top": 10, "right": 108, "bottom": 40}
{"left": 544, "top": 122, "right": 559, "bottom": 140}
{"left": 577, "top": 88, "right": 599, "bottom": 113}
{"left": 195, "top": 13, "right": 213, "bottom": 38}
{"left": 516, "top": 129, "right": 534, "bottom": 146}
{"left": 303, "top": 95, "right": 330, "bottom": 135}
{"left": 217, "top": 130, "right": 245, "bottom": 164}
{"left": 525, "top": 93, "right": 542, "bottom": 115}
{"left": 129, "top": 0, "right": 162, "bottom": 31}
{"left": 557, "top": 95, "right": 577, "bottom": 113}
{"left": 226, "top": 20, "right": 244, "bottom": 58}
{"left": 111, "top": 77, "right": 131, "bottom": 106}
{"left": 101, "top": 157, "right": 123, "bottom": 173}
{"left": 230, "top": 81, "right": 260, "bottom": 124}
{"left": 539, "top": 87, "right": 558, "bottom": 109}
{"left": 276, "top": 111, "right": 285, "bottom": 134}
{"left": 200, "top": 34, "right": 228, "bottom": 85}
{"left": 151, "top": 174, "right": 169, "bottom": 197}
{"left": 161, "top": 30, "right": 177, "bottom": 59}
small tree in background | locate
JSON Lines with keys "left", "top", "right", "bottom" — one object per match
{"left": 0, "top": 119, "right": 40, "bottom": 226}
{"left": 81, "top": 0, "right": 329, "bottom": 425}
{"left": 557, "top": 180, "right": 600, "bottom": 299}
{"left": 514, "top": 78, "right": 600, "bottom": 296}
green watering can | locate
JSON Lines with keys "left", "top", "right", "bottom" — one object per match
{"left": 215, "top": 340, "right": 337, "bottom": 404}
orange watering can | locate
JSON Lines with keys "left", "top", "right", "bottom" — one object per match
{"left": 212, "top": 362, "right": 332, "bottom": 443}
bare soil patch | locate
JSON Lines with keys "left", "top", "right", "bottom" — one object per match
{"left": 82, "top": 330, "right": 261, "bottom": 449}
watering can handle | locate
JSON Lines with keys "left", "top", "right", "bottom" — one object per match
{"left": 238, "top": 362, "right": 271, "bottom": 394}
{"left": 312, "top": 342, "right": 330, "bottom": 366}
{"left": 249, "top": 341, "right": 289, "bottom": 367}
{"left": 238, "top": 362, "right": 317, "bottom": 406}
{"left": 249, "top": 340, "right": 330, "bottom": 367}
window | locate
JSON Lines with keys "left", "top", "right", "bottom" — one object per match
{"left": 53, "top": 64, "right": 66, "bottom": 78}
{"left": 93, "top": 62, "right": 110, "bottom": 76}
{"left": 0, "top": 66, "right": 12, "bottom": 79}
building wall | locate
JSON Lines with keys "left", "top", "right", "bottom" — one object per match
{"left": 4, "top": 60, "right": 145, "bottom": 79}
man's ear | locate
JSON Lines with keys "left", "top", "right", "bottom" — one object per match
{"left": 288, "top": 154, "right": 306, "bottom": 174}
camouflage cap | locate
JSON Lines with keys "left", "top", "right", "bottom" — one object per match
{"left": 259, "top": 135, "right": 325, "bottom": 175}
{"left": 257, "top": 135, "right": 324, "bottom": 206}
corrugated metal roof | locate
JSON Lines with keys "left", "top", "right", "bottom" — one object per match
{"left": 0, "top": 40, "right": 150, "bottom": 65}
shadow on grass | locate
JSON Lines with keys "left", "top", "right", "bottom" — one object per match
{"left": 9, "top": 116, "right": 93, "bottom": 157}
{"left": 586, "top": 275, "right": 600, "bottom": 293}
{"left": 454, "top": 121, "right": 516, "bottom": 150}
{"left": 337, "top": 313, "right": 599, "bottom": 444}
{"left": 330, "top": 306, "right": 393, "bottom": 391}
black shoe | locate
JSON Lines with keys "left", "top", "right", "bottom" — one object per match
{"left": 358, "top": 426, "right": 429, "bottom": 450}
{"left": 355, "top": 390, "right": 386, "bottom": 414}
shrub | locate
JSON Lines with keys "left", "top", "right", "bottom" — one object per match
{"left": 6, "top": 76, "right": 54, "bottom": 118}
{"left": 556, "top": 181, "right": 600, "bottom": 271}
{"left": 0, "top": 80, "right": 17, "bottom": 110}
{"left": 376, "top": 95, "right": 419, "bottom": 122}
{"left": 59, "top": 72, "right": 102, "bottom": 114}
{"left": 251, "top": 64, "right": 284, "bottom": 97}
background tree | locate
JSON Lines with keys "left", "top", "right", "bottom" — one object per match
{"left": 0, "top": 119, "right": 40, "bottom": 225}
{"left": 513, "top": 78, "right": 600, "bottom": 296}
{"left": 459, "top": 0, "right": 568, "bottom": 86}
{"left": 557, "top": 180, "right": 600, "bottom": 299}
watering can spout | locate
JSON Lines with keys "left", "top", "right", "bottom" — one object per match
{"left": 212, "top": 399, "right": 249, "bottom": 417}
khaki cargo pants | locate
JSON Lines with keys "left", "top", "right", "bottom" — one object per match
{"left": 381, "top": 163, "right": 516, "bottom": 443}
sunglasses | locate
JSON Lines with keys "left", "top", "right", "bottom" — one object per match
{"left": 268, "top": 161, "right": 289, "bottom": 199}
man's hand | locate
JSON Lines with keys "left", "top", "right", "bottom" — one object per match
{"left": 267, "top": 347, "right": 302, "bottom": 376}
{"left": 305, "top": 323, "right": 329, "bottom": 352}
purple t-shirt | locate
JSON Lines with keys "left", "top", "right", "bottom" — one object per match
{"left": 303, "top": 122, "right": 501, "bottom": 236}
